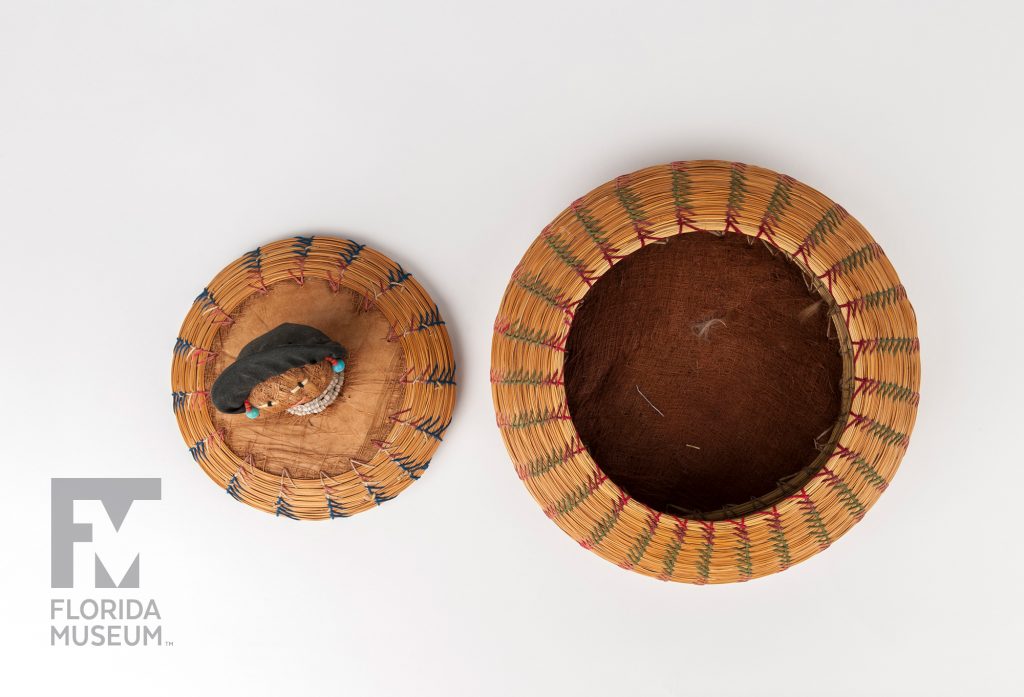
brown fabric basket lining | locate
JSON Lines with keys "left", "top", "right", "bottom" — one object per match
{"left": 565, "top": 233, "right": 846, "bottom": 519}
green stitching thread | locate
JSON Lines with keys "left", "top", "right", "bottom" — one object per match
{"left": 837, "top": 243, "right": 884, "bottom": 274}
{"left": 834, "top": 445, "right": 889, "bottom": 490}
{"left": 803, "top": 205, "right": 847, "bottom": 248}
{"left": 727, "top": 165, "right": 747, "bottom": 214}
{"left": 851, "top": 413, "right": 909, "bottom": 447}
{"left": 626, "top": 513, "right": 660, "bottom": 567}
{"left": 859, "top": 378, "right": 920, "bottom": 404}
{"left": 845, "top": 286, "right": 907, "bottom": 320}
{"left": 875, "top": 337, "right": 918, "bottom": 353}
{"left": 515, "top": 439, "right": 583, "bottom": 478}
{"left": 513, "top": 271, "right": 575, "bottom": 313}
{"left": 572, "top": 205, "right": 610, "bottom": 247}
{"left": 627, "top": 528, "right": 653, "bottom": 566}
{"left": 733, "top": 522, "right": 753, "bottom": 580}
{"left": 495, "top": 319, "right": 565, "bottom": 351}
{"left": 663, "top": 537, "right": 682, "bottom": 578}
{"left": 588, "top": 495, "right": 627, "bottom": 547}
{"left": 852, "top": 455, "right": 888, "bottom": 489}
{"left": 766, "top": 509, "right": 791, "bottom": 570}
{"left": 671, "top": 165, "right": 693, "bottom": 213}
{"left": 855, "top": 337, "right": 920, "bottom": 355}
{"left": 500, "top": 321, "right": 546, "bottom": 345}
{"left": 866, "top": 420, "right": 908, "bottom": 447}
{"left": 498, "top": 405, "right": 569, "bottom": 430}
{"left": 661, "top": 521, "right": 687, "bottom": 579}
{"left": 615, "top": 183, "right": 649, "bottom": 223}
{"left": 797, "top": 492, "right": 832, "bottom": 549}
{"left": 696, "top": 525, "right": 714, "bottom": 582}
{"left": 873, "top": 380, "right": 919, "bottom": 403}
{"left": 544, "top": 229, "right": 586, "bottom": 269}
{"left": 763, "top": 175, "right": 792, "bottom": 224}
{"left": 548, "top": 473, "right": 605, "bottom": 517}
{"left": 589, "top": 511, "right": 617, "bottom": 546}
{"left": 490, "top": 369, "right": 563, "bottom": 387}
{"left": 822, "top": 469, "right": 866, "bottom": 519}
{"left": 861, "top": 285, "right": 907, "bottom": 310}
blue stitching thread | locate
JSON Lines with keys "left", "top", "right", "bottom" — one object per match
{"left": 389, "top": 453, "right": 431, "bottom": 480}
{"left": 411, "top": 305, "right": 445, "bottom": 332}
{"left": 414, "top": 364, "right": 456, "bottom": 387}
{"left": 171, "top": 391, "right": 188, "bottom": 413}
{"left": 188, "top": 438, "right": 207, "bottom": 462}
{"left": 338, "top": 240, "right": 365, "bottom": 266}
{"left": 242, "top": 247, "right": 262, "bottom": 271}
{"left": 173, "top": 337, "right": 193, "bottom": 355}
{"left": 385, "top": 263, "right": 411, "bottom": 286}
{"left": 327, "top": 497, "right": 350, "bottom": 518}
{"left": 275, "top": 495, "right": 298, "bottom": 519}
{"left": 291, "top": 235, "right": 315, "bottom": 257}
{"left": 365, "top": 483, "right": 394, "bottom": 506}
{"left": 193, "top": 287, "right": 226, "bottom": 317}
{"left": 410, "top": 415, "right": 449, "bottom": 441}
{"left": 226, "top": 475, "right": 243, "bottom": 501}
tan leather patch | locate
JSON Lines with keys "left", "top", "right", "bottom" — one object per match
{"left": 207, "top": 282, "right": 406, "bottom": 479}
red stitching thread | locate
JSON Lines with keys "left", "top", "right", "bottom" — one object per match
{"left": 201, "top": 303, "right": 234, "bottom": 327}
{"left": 853, "top": 376, "right": 921, "bottom": 405}
{"left": 188, "top": 346, "right": 218, "bottom": 365}
{"left": 670, "top": 516, "right": 689, "bottom": 542}
{"left": 288, "top": 257, "right": 306, "bottom": 286}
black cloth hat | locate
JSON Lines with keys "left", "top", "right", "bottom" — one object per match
{"left": 211, "top": 323, "right": 347, "bottom": 414}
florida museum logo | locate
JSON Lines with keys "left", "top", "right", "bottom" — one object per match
{"left": 50, "top": 478, "right": 166, "bottom": 647}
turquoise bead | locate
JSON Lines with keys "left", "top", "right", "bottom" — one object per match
{"left": 332, "top": 359, "right": 346, "bottom": 373}
{"left": 245, "top": 407, "right": 260, "bottom": 419}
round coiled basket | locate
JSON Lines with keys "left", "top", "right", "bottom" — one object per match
{"left": 491, "top": 161, "right": 919, "bottom": 583}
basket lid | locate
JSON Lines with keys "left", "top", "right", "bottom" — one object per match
{"left": 172, "top": 235, "right": 456, "bottom": 520}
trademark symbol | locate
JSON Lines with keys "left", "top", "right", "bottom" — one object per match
{"left": 164, "top": 641, "right": 174, "bottom": 647}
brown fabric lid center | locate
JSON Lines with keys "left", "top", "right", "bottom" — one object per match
{"left": 207, "top": 282, "right": 406, "bottom": 480}
{"left": 564, "top": 233, "right": 846, "bottom": 519}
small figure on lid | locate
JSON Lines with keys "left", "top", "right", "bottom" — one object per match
{"left": 210, "top": 323, "right": 347, "bottom": 419}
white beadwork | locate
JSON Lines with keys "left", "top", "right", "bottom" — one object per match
{"left": 285, "top": 372, "right": 344, "bottom": 416}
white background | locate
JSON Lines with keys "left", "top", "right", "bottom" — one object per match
{"left": 2, "top": 1, "right": 1022, "bottom": 695}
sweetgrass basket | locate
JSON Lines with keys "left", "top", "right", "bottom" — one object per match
{"left": 172, "top": 236, "right": 456, "bottom": 519}
{"left": 491, "top": 161, "right": 919, "bottom": 583}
